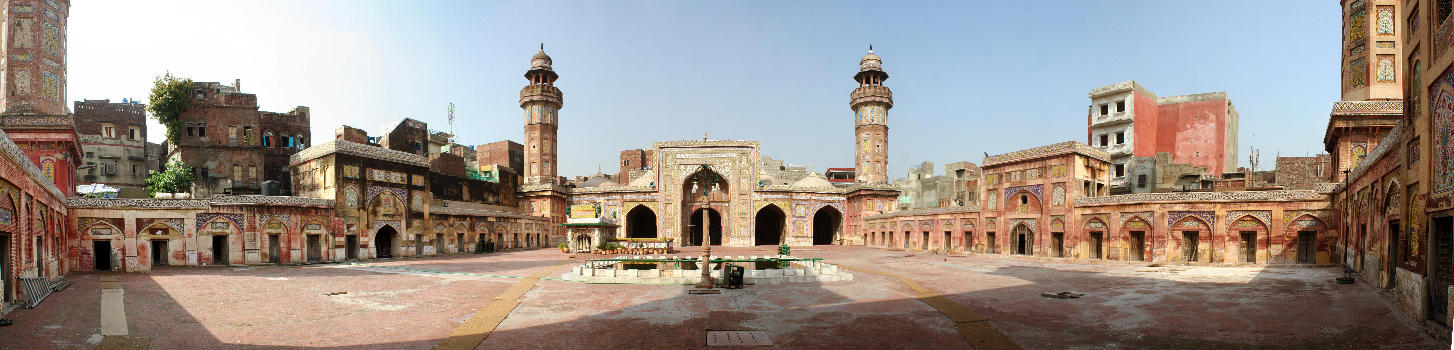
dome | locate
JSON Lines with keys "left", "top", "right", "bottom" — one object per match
{"left": 859, "top": 50, "right": 882, "bottom": 72}
{"left": 790, "top": 172, "right": 835, "bottom": 189}
{"left": 578, "top": 174, "right": 619, "bottom": 188}
{"left": 530, "top": 49, "right": 553, "bottom": 71}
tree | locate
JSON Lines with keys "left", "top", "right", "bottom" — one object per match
{"left": 148, "top": 72, "right": 194, "bottom": 144}
{"left": 147, "top": 160, "right": 196, "bottom": 195}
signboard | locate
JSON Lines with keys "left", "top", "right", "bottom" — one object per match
{"left": 570, "top": 204, "right": 599, "bottom": 219}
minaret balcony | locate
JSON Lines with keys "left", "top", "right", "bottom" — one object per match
{"left": 519, "top": 85, "right": 563, "bottom": 106}
{"left": 850, "top": 86, "right": 893, "bottom": 108}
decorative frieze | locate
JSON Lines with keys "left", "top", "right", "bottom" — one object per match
{"left": 1225, "top": 210, "right": 1273, "bottom": 227}
{"left": 1074, "top": 190, "right": 1327, "bottom": 206}
{"left": 1167, "top": 211, "right": 1215, "bottom": 228}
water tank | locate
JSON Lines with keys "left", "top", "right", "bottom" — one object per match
{"left": 261, "top": 180, "right": 279, "bottom": 196}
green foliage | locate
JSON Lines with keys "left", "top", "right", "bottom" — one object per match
{"left": 147, "top": 72, "right": 194, "bottom": 144}
{"left": 597, "top": 241, "right": 623, "bottom": 251}
{"left": 146, "top": 160, "right": 196, "bottom": 195}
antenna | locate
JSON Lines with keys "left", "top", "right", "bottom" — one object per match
{"left": 447, "top": 103, "right": 456, "bottom": 144}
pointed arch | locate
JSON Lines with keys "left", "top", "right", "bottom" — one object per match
{"left": 812, "top": 205, "right": 842, "bottom": 245}
{"left": 755, "top": 204, "right": 786, "bottom": 246}
{"left": 625, "top": 204, "right": 658, "bottom": 238}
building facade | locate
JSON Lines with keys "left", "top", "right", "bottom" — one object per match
{"left": 166, "top": 81, "right": 310, "bottom": 196}
{"left": 0, "top": 127, "right": 72, "bottom": 308}
{"left": 73, "top": 99, "right": 147, "bottom": 195}
{"left": 1087, "top": 81, "right": 1240, "bottom": 188}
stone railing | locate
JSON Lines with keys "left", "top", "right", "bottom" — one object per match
{"left": 69, "top": 195, "right": 335, "bottom": 209}
{"left": 67, "top": 198, "right": 212, "bottom": 209}
{"left": 210, "top": 195, "right": 335, "bottom": 207}
{"left": 431, "top": 205, "right": 535, "bottom": 219}
{"left": 758, "top": 185, "right": 849, "bottom": 194}
{"left": 0, "top": 114, "right": 73, "bottom": 128}
{"left": 1073, "top": 190, "right": 1329, "bottom": 206}
{"left": 289, "top": 140, "right": 429, "bottom": 167}
{"left": 568, "top": 185, "right": 656, "bottom": 194}
{"left": 984, "top": 141, "right": 1110, "bottom": 166}
{"left": 865, "top": 205, "right": 980, "bottom": 220}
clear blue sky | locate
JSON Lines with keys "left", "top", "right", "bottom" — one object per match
{"left": 69, "top": 0, "right": 1339, "bottom": 178}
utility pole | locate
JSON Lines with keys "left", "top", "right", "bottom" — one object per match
{"left": 447, "top": 103, "right": 457, "bottom": 144}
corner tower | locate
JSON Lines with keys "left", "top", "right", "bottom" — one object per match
{"left": 521, "top": 45, "right": 562, "bottom": 185}
{"left": 851, "top": 46, "right": 892, "bottom": 184}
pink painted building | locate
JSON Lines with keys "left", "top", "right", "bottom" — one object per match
{"left": 1086, "top": 81, "right": 1239, "bottom": 188}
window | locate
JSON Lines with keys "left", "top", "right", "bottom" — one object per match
{"left": 128, "top": 127, "right": 137, "bottom": 141}
{"left": 1137, "top": 174, "right": 1147, "bottom": 188}
{"left": 1115, "top": 132, "right": 1124, "bottom": 144}
{"left": 262, "top": 132, "right": 272, "bottom": 147}
{"left": 131, "top": 164, "right": 138, "bottom": 177}
{"left": 1100, "top": 104, "right": 1109, "bottom": 115}
{"left": 1441, "top": 0, "right": 1452, "bottom": 24}
{"left": 232, "top": 164, "right": 243, "bottom": 182}
{"left": 197, "top": 123, "right": 206, "bottom": 137}
{"left": 186, "top": 123, "right": 195, "bottom": 137}
{"left": 1019, "top": 195, "right": 1027, "bottom": 205}
{"left": 102, "top": 123, "right": 115, "bottom": 138}
{"left": 249, "top": 166, "right": 258, "bottom": 183}
{"left": 1115, "top": 164, "right": 1124, "bottom": 177}
{"left": 1099, "top": 134, "right": 1108, "bottom": 146}
{"left": 228, "top": 126, "right": 238, "bottom": 140}
{"left": 1116, "top": 100, "right": 1125, "bottom": 112}
{"left": 285, "top": 136, "right": 294, "bottom": 148}
{"left": 298, "top": 136, "right": 306, "bottom": 148}
{"left": 242, "top": 126, "right": 253, "bottom": 145}
{"left": 85, "top": 152, "right": 93, "bottom": 158}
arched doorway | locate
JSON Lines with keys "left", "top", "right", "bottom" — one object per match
{"left": 682, "top": 165, "right": 729, "bottom": 246}
{"left": 755, "top": 204, "right": 786, "bottom": 246}
{"left": 688, "top": 208, "right": 722, "bottom": 246}
{"left": 376, "top": 225, "right": 398, "bottom": 258}
{"left": 626, "top": 205, "right": 658, "bottom": 238}
{"left": 1012, "top": 224, "right": 1033, "bottom": 255}
{"left": 812, "top": 206, "right": 842, "bottom": 245}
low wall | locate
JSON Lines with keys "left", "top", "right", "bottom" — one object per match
{"left": 561, "top": 256, "right": 854, "bottom": 284}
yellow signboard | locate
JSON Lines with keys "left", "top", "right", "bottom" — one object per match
{"left": 570, "top": 204, "right": 599, "bottom": 219}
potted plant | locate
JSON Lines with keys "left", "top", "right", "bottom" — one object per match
{"left": 558, "top": 242, "right": 570, "bottom": 253}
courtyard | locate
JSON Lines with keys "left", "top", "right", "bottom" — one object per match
{"left": 0, "top": 246, "right": 1435, "bottom": 349}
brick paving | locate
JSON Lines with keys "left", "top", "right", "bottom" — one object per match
{"left": 0, "top": 246, "right": 1438, "bottom": 349}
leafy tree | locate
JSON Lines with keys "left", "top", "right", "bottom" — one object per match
{"left": 147, "top": 72, "right": 194, "bottom": 144}
{"left": 147, "top": 160, "right": 196, "bottom": 195}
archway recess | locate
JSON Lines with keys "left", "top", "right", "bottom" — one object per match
{"left": 755, "top": 204, "right": 786, "bottom": 246}
{"left": 812, "top": 206, "right": 842, "bottom": 245}
{"left": 626, "top": 205, "right": 658, "bottom": 238}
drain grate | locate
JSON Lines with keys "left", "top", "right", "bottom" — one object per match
{"left": 706, "top": 330, "right": 772, "bottom": 346}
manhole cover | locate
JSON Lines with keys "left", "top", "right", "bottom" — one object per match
{"left": 706, "top": 330, "right": 772, "bottom": 346}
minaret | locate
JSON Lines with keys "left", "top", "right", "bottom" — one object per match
{"left": 521, "top": 44, "right": 562, "bottom": 185}
{"left": 851, "top": 46, "right": 891, "bottom": 184}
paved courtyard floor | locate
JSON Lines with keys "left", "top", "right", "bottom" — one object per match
{"left": 0, "top": 246, "right": 1439, "bottom": 349}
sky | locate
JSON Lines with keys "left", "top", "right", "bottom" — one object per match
{"left": 68, "top": 0, "right": 1341, "bottom": 178}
